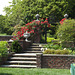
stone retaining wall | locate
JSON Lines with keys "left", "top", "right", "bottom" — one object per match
{"left": 0, "top": 35, "right": 41, "bottom": 43}
{"left": 0, "top": 53, "right": 14, "bottom": 65}
{"left": 36, "top": 54, "right": 75, "bottom": 69}
{"left": 0, "top": 36, "right": 13, "bottom": 41}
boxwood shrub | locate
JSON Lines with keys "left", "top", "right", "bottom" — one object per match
{"left": 43, "top": 49, "right": 71, "bottom": 54}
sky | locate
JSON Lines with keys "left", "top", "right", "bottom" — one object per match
{"left": 0, "top": 0, "right": 12, "bottom": 15}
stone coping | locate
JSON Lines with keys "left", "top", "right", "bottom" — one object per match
{"left": 43, "top": 54, "right": 75, "bottom": 57}
{"left": 7, "top": 40, "right": 31, "bottom": 42}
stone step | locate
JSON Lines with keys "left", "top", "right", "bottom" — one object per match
{"left": 32, "top": 43, "right": 40, "bottom": 46}
{"left": 32, "top": 43, "right": 47, "bottom": 46}
{"left": 12, "top": 53, "right": 36, "bottom": 57}
{"left": 27, "top": 48, "right": 41, "bottom": 49}
{"left": 27, "top": 48, "right": 41, "bottom": 51}
{"left": 5, "top": 61, "right": 36, "bottom": 63}
{"left": 29, "top": 46, "right": 41, "bottom": 48}
{"left": 0, "top": 65, "right": 37, "bottom": 68}
{"left": 24, "top": 51, "right": 42, "bottom": 53}
{"left": 8, "top": 57, "right": 36, "bottom": 61}
{"left": 5, "top": 61, "right": 37, "bottom": 65}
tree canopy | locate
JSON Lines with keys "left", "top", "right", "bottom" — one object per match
{"left": 2, "top": 0, "right": 75, "bottom": 35}
{"left": 0, "top": 15, "right": 5, "bottom": 33}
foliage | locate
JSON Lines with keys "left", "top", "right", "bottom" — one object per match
{"left": 3, "top": 0, "right": 75, "bottom": 35}
{"left": 44, "top": 42, "right": 63, "bottom": 50}
{"left": 0, "top": 15, "right": 5, "bottom": 33}
{"left": 56, "top": 19, "right": 75, "bottom": 48}
{"left": 12, "top": 18, "right": 51, "bottom": 40}
{"left": 43, "top": 49, "right": 55, "bottom": 54}
{"left": 66, "top": 0, "right": 75, "bottom": 18}
{"left": 43, "top": 49, "right": 70, "bottom": 54}
{"left": 47, "top": 37, "right": 59, "bottom": 43}
{"left": 10, "top": 41, "right": 22, "bottom": 52}
{"left": 0, "top": 41, "right": 8, "bottom": 57}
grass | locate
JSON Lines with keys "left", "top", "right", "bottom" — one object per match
{"left": 0, "top": 68, "right": 71, "bottom": 75}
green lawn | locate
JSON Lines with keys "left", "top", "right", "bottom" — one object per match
{"left": 0, "top": 68, "right": 71, "bottom": 75}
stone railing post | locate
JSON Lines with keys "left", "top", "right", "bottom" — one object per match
{"left": 36, "top": 53, "right": 42, "bottom": 68}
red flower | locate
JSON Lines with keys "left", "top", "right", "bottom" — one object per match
{"left": 44, "top": 20, "right": 48, "bottom": 24}
{"left": 17, "top": 31, "right": 21, "bottom": 35}
{"left": 48, "top": 24, "right": 51, "bottom": 27}
{"left": 41, "top": 21, "right": 44, "bottom": 24}
{"left": 60, "top": 18, "right": 66, "bottom": 25}
{"left": 26, "top": 29, "right": 28, "bottom": 31}
{"left": 45, "top": 18, "right": 48, "bottom": 21}
{"left": 12, "top": 18, "right": 51, "bottom": 41}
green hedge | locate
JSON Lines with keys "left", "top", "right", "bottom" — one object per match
{"left": 43, "top": 49, "right": 71, "bottom": 54}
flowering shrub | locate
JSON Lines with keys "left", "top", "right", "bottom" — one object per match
{"left": 12, "top": 18, "right": 51, "bottom": 40}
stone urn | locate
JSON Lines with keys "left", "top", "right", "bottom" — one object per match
{"left": 23, "top": 31, "right": 30, "bottom": 42}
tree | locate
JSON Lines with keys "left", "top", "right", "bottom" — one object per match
{"left": 3, "top": 0, "right": 75, "bottom": 35}
{"left": 66, "top": 0, "right": 75, "bottom": 18}
{"left": 0, "top": 15, "right": 5, "bottom": 33}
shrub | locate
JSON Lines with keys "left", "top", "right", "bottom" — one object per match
{"left": 43, "top": 49, "right": 55, "bottom": 54}
{"left": 0, "top": 41, "right": 8, "bottom": 57}
{"left": 43, "top": 49, "right": 70, "bottom": 54}
{"left": 47, "top": 37, "right": 59, "bottom": 43}
{"left": 47, "top": 37, "right": 55, "bottom": 42}
{"left": 52, "top": 44, "right": 60, "bottom": 50}
{"left": 54, "top": 50, "right": 62, "bottom": 54}
{"left": 44, "top": 42, "right": 63, "bottom": 50}
{"left": 56, "top": 19, "right": 75, "bottom": 49}
{"left": 62, "top": 50, "right": 70, "bottom": 54}
{"left": 10, "top": 41, "right": 22, "bottom": 53}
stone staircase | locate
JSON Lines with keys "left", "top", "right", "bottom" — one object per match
{"left": 0, "top": 43, "right": 43, "bottom": 68}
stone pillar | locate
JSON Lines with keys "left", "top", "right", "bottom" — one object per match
{"left": 36, "top": 53, "right": 42, "bottom": 68}
{"left": 32, "top": 34, "right": 41, "bottom": 43}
